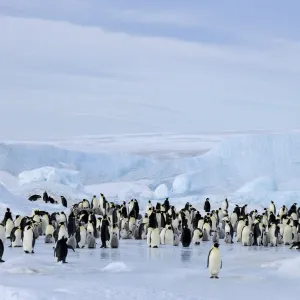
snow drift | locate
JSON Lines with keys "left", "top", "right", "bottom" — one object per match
{"left": 19, "top": 167, "right": 84, "bottom": 190}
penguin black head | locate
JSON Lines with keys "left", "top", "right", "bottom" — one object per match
{"left": 214, "top": 243, "right": 220, "bottom": 248}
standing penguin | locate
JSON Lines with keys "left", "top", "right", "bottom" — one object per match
{"left": 207, "top": 243, "right": 222, "bottom": 279}
{"left": 204, "top": 198, "right": 211, "bottom": 213}
{"left": 181, "top": 226, "right": 192, "bottom": 247}
{"left": 110, "top": 231, "right": 119, "bottom": 249}
{"left": 221, "top": 198, "right": 229, "bottom": 211}
{"left": 61, "top": 196, "right": 68, "bottom": 208}
{"left": 23, "top": 225, "right": 35, "bottom": 254}
{"left": 0, "top": 239, "right": 4, "bottom": 262}
{"left": 100, "top": 215, "right": 110, "bottom": 248}
{"left": 54, "top": 237, "right": 75, "bottom": 263}
{"left": 269, "top": 201, "right": 276, "bottom": 215}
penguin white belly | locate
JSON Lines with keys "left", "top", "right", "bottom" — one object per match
{"left": 5, "top": 219, "right": 14, "bottom": 238}
{"left": 221, "top": 202, "right": 227, "bottom": 211}
{"left": 291, "top": 213, "right": 298, "bottom": 221}
{"left": 78, "top": 228, "right": 87, "bottom": 248}
{"left": 225, "top": 224, "right": 231, "bottom": 234}
{"left": 58, "top": 226, "right": 68, "bottom": 240}
{"left": 129, "top": 218, "right": 136, "bottom": 231}
{"left": 156, "top": 214, "right": 161, "bottom": 228}
{"left": 12, "top": 229, "right": 22, "bottom": 247}
{"left": 208, "top": 249, "right": 221, "bottom": 276}
{"left": 60, "top": 215, "right": 67, "bottom": 224}
{"left": 192, "top": 230, "right": 201, "bottom": 245}
{"left": 14, "top": 217, "right": 22, "bottom": 228}
{"left": 164, "top": 229, "right": 174, "bottom": 246}
{"left": 41, "top": 216, "right": 49, "bottom": 235}
{"left": 87, "top": 223, "right": 94, "bottom": 235}
{"left": 92, "top": 198, "right": 99, "bottom": 208}
{"left": 197, "top": 220, "right": 204, "bottom": 230}
{"left": 241, "top": 226, "right": 251, "bottom": 246}
{"left": 211, "top": 217, "right": 217, "bottom": 231}
{"left": 236, "top": 221, "right": 245, "bottom": 242}
{"left": 172, "top": 219, "right": 179, "bottom": 230}
{"left": 150, "top": 228, "right": 160, "bottom": 248}
{"left": 46, "top": 225, "right": 54, "bottom": 236}
{"left": 33, "top": 215, "right": 40, "bottom": 223}
{"left": 160, "top": 228, "right": 166, "bottom": 244}
{"left": 23, "top": 229, "right": 33, "bottom": 252}
{"left": 147, "top": 228, "right": 154, "bottom": 246}
{"left": 283, "top": 225, "right": 293, "bottom": 245}
{"left": 230, "top": 214, "right": 237, "bottom": 228}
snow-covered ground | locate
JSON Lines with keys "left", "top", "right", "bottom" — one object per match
{"left": 1, "top": 132, "right": 300, "bottom": 299}
{"left": 1, "top": 234, "right": 300, "bottom": 300}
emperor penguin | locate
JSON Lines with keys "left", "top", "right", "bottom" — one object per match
{"left": 241, "top": 221, "right": 252, "bottom": 246}
{"left": 61, "top": 196, "right": 68, "bottom": 208}
{"left": 236, "top": 217, "right": 245, "bottom": 242}
{"left": 0, "top": 239, "right": 4, "bottom": 262}
{"left": 173, "top": 233, "right": 180, "bottom": 246}
{"left": 23, "top": 225, "right": 35, "bottom": 254}
{"left": 86, "top": 232, "right": 96, "bottom": 248}
{"left": 10, "top": 227, "right": 22, "bottom": 247}
{"left": 5, "top": 218, "right": 14, "bottom": 239}
{"left": 110, "top": 231, "right": 119, "bottom": 248}
{"left": 221, "top": 198, "right": 229, "bottom": 212}
{"left": 207, "top": 243, "right": 222, "bottom": 279}
{"left": 212, "top": 230, "right": 219, "bottom": 243}
{"left": 181, "top": 226, "right": 192, "bottom": 247}
{"left": 230, "top": 212, "right": 238, "bottom": 231}
{"left": 283, "top": 220, "right": 293, "bottom": 245}
{"left": 279, "top": 205, "right": 288, "bottom": 218}
{"left": 164, "top": 225, "right": 174, "bottom": 246}
{"left": 262, "top": 227, "right": 268, "bottom": 247}
{"left": 269, "top": 201, "right": 276, "bottom": 215}
{"left": 54, "top": 237, "right": 75, "bottom": 263}
{"left": 91, "top": 195, "right": 99, "bottom": 209}
{"left": 41, "top": 214, "right": 49, "bottom": 235}
{"left": 14, "top": 215, "right": 23, "bottom": 228}
{"left": 76, "top": 224, "right": 87, "bottom": 248}
{"left": 58, "top": 223, "right": 68, "bottom": 240}
{"left": 150, "top": 228, "right": 160, "bottom": 248}
{"left": 192, "top": 228, "right": 202, "bottom": 245}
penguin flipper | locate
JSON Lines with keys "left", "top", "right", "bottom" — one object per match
{"left": 67, "top": 245, "right": 75, "bottom": 252}
{"left": 207, "top": 249, "right": 212, "bottom": 268}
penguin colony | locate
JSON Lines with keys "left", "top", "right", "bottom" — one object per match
{"left": 1, "top": 194, "right": 300, "bottom": 278}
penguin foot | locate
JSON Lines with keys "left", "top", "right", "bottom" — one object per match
{"left": 31, "top": 251, "right": 34, "bottom": 254}
{"left": 24, "top": 251, "right": 29, "bottom": 254}
{"left": 9, "top": 245, "right": 12, "bottom": 248}
{"left": 0, "top": 259, "right": 4, "bottom": 263}
{"left": 215, "top": 276, "right": 219, "bottom": 279}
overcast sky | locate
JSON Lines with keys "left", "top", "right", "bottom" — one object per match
{"left": 0, "top": 0, "right": 299, "bottom": 140}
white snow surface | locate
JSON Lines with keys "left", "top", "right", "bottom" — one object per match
{"left": 0, "top": 237, "right": 300, "bottom": 300}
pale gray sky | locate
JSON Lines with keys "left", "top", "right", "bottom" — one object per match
{"left": 0, "top": 0, "right": 300, "bottom": 140}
